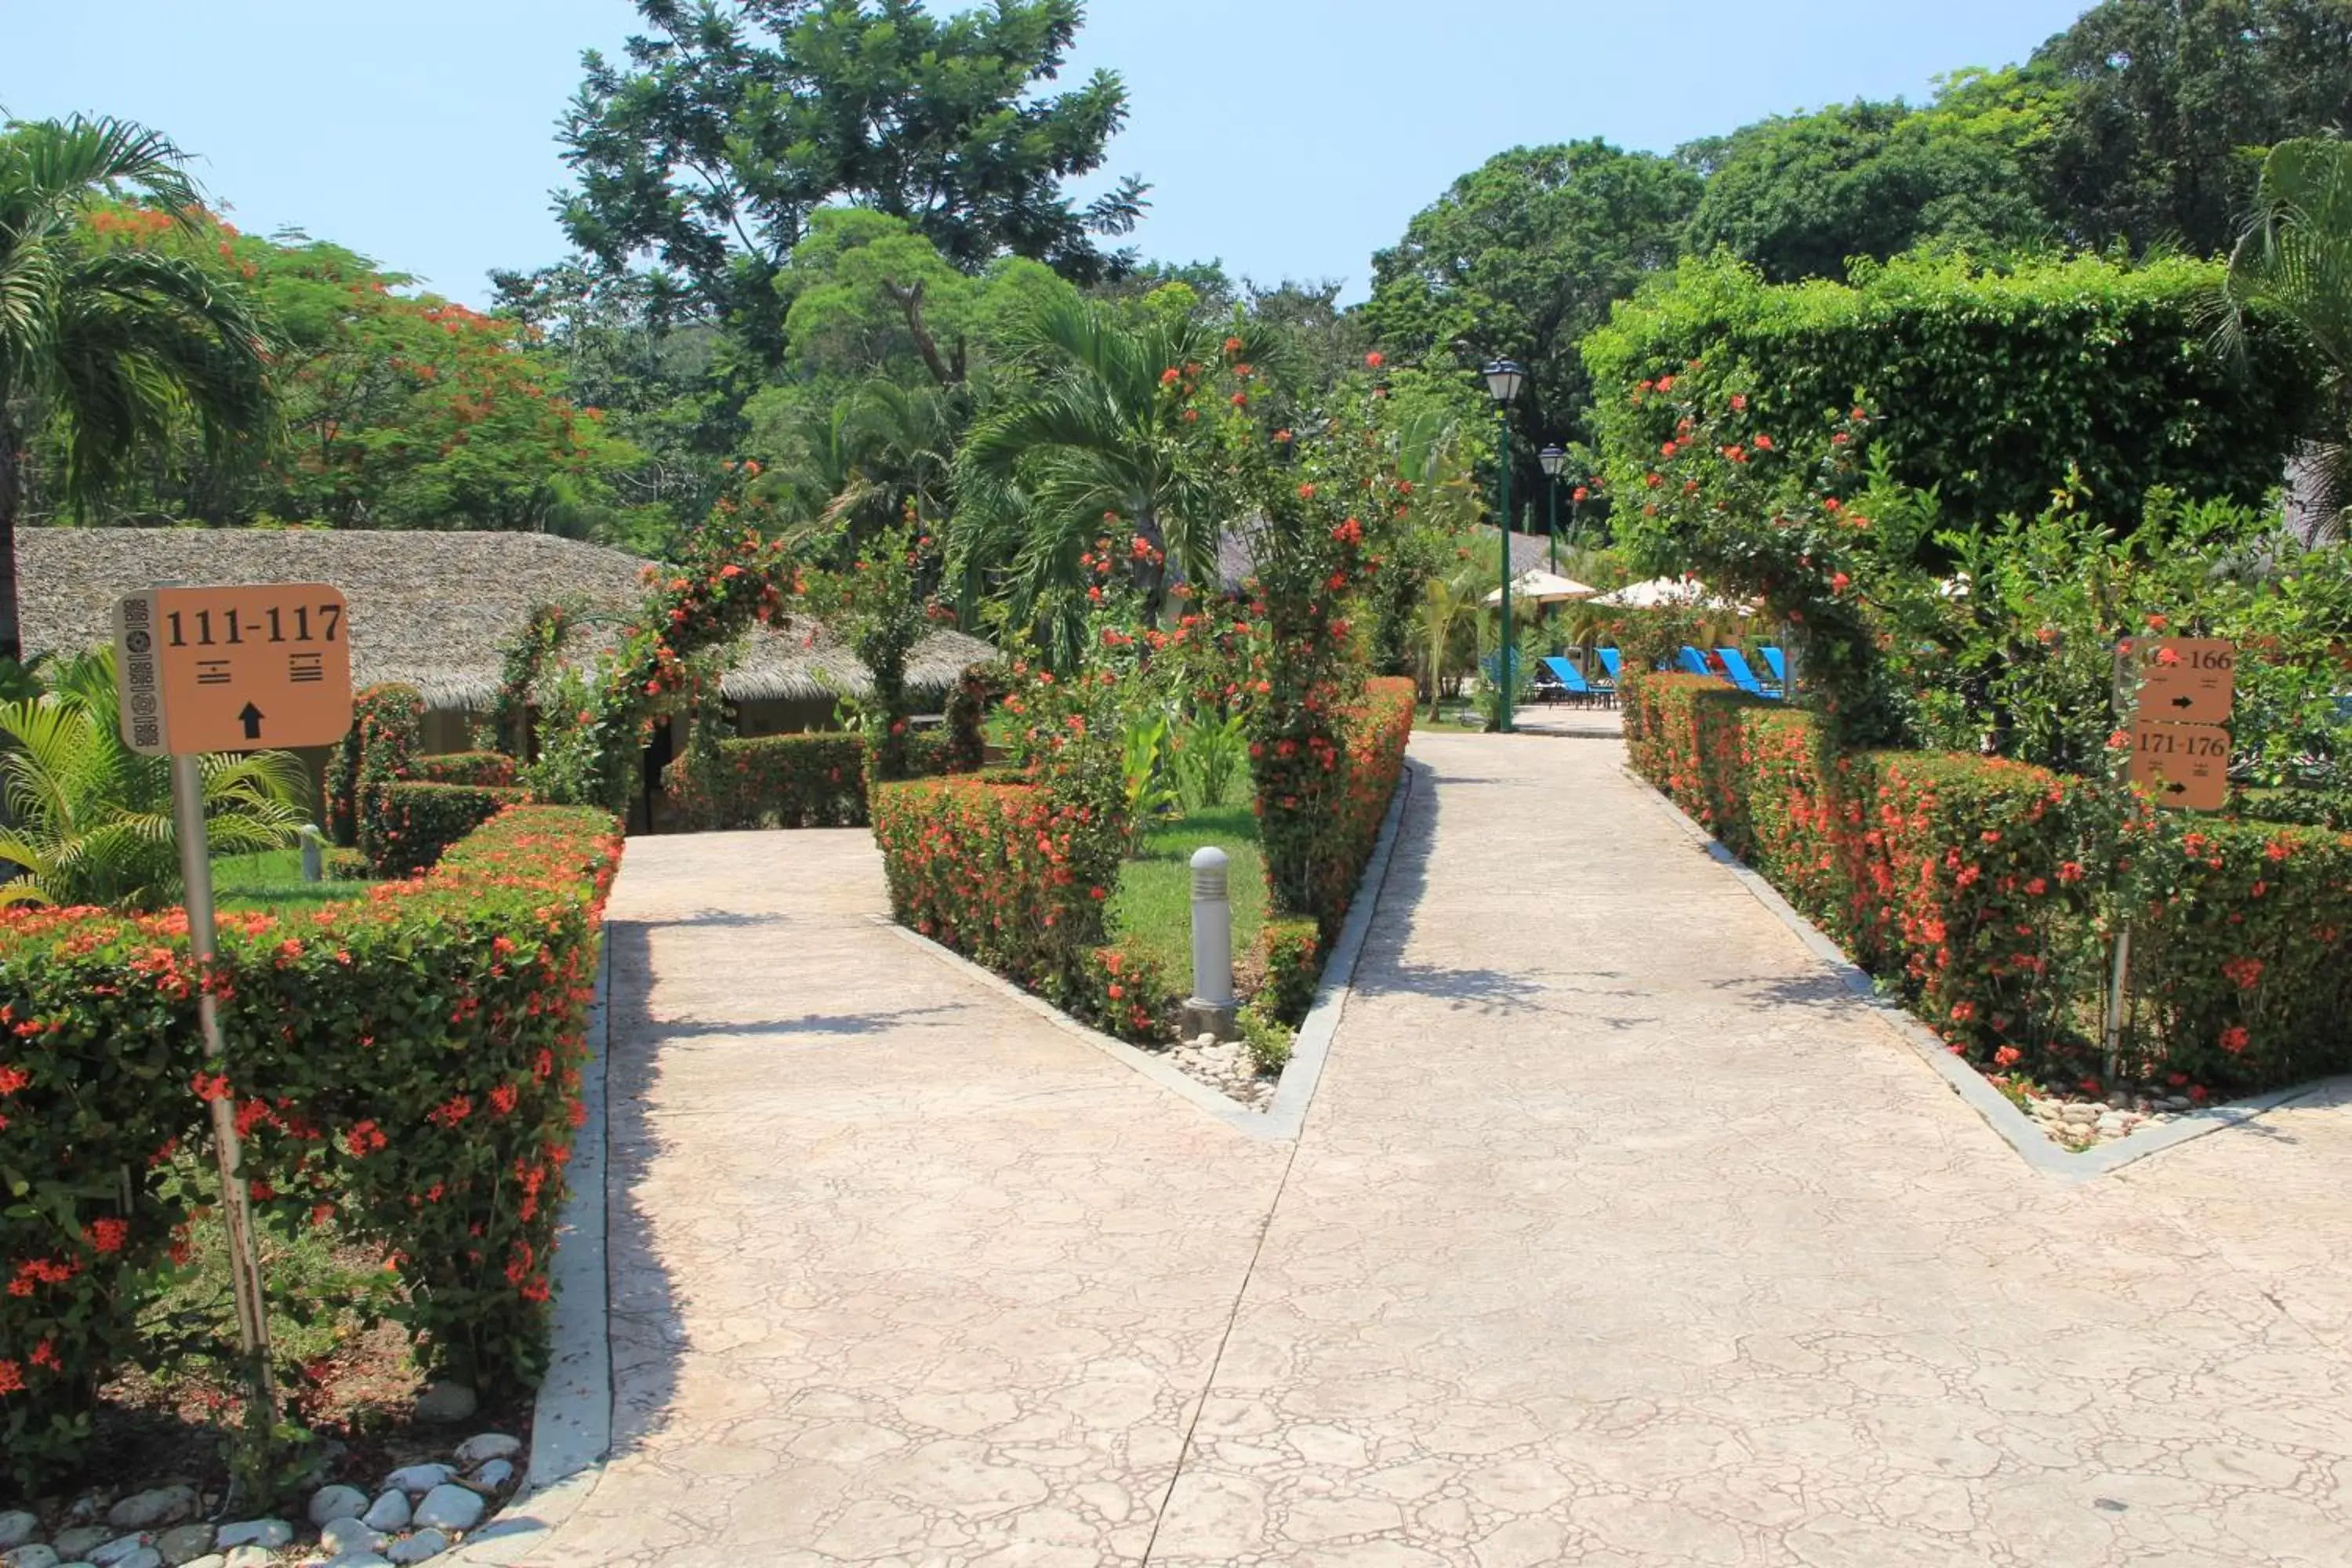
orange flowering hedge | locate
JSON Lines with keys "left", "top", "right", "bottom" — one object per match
{"left": 1305, "top": 677, "right": 1417, "bottom": 932}
{"left": 662, "top": 731, "right": 950, "bottom": 832}
{"left": 0, "top": 804, "right": 619, "bottom": 1487}
{"left": 413, "top": 750, "right": 521, "bottom": 788}
{"left": 361, "top": 780, "right": 525, "bottom": 877}
{"left": 1624, "top": 673, "right": 2352, "bottom": 1093}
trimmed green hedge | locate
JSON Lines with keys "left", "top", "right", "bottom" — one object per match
{"left": 327, "top": 684, "right": 423, "bottom": 848}
{"left": 0, "top": 804, "right": 621, "bottom": 1486}
{"left": 1624, "top": 673, "right": 2352, "bottom": 1094}
{"left": 1256, "top": 918, "right": 1322, "bottom": 1027}
{"left": 363, "top": 781, "right": 528, "bottom": 878}
{"left": 413, "top": 750, "right": 520, "bottom": 788}
{"left": 1584, "top": 251, "right": 2315, "bottom": 526}
{"left": 662, "top": 731, "right": 951, "bottom": 831}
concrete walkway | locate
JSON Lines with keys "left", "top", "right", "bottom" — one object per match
{"left": 539, "top": 731, "right": 2352, "bottom": 1566}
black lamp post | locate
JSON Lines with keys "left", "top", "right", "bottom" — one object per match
{"left": 1482, "top": 361, "right": 1524, "bottom": 732}
{"left": 1538, "top": 445, "right": 1567, "bottom": 575}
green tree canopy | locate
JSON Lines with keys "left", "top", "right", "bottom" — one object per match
{"left": 2031, "top": 0, "right": 2352, "bottom": 257}
{"left": 1681, "top": 78, "right": 2056, "bottom": 283}
{"left": 556, "top": 0, "right": 1146, "bottom": 362}
{"left": 1363, "top": 140, "right": 1701, "bottom": 456}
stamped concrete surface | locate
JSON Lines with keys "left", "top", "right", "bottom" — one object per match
{"left": 535, "top": 733, "right": 2352, "bottom": 1566}
{"left": 1152, "top": 731, "right": 2352, "bottom": 1568}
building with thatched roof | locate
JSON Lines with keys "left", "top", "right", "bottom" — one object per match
{"left": 18, "top": 526, "right": 995, "bottom": 737}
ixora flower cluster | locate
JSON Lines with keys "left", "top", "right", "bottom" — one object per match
{"left": 1624, "top": 675, "right": 2352, "bottom": 1100}
{"left": 0, "top": 805, "right": 622, "bottom": 1489}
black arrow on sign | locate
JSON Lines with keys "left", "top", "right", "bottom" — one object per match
{"left": 2169, "top": 695, "right": 2194, "bottom": 710}
{"left": 238, "top": 702, "right": 264, "bottom": 742}
{"left": 2165, "top": 781, "right": 2187, "bottom": 796}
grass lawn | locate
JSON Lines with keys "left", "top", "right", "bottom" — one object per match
{"left": 1109, "top": 794, "right": 1267, "bottom": 993}
{"left": 213, "top": 846, "right": 361, "bottom": 913}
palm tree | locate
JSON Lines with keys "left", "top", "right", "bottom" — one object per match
{"left": 0, "top": 649, "right": 307, "bottom": 910}
{"left": 2222, "top": 136, "right": 2352, "bottom": 543}
{"left": 0, "top": 115, "right": 274, "bottom": 659}
{"left": 953, "top": 292, "right": 1274, "bottom": 650}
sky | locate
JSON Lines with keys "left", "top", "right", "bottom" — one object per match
{"left": 5, "top": 0, "right": 2095, "bottom": 308}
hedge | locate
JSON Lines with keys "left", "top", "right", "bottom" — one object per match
{"left": 413, "top": 751, "right": 521, "bottom": 788}
{"left": 1584, "top": 251, "right": 2315, "bottom": 527}
{"left": 1306, "top": 677, "right": 1416, "bottom": 934}
{"left": 362, "top": 781, "right": 527, "bottom": 878}
{"left": 0, "top": 804, "right": 620, "bottom": 1487}
{"left": 1624, "top": 673, "right": 2352, "bottom": 1094}
{"left": 662, "top": 731, "right": 950, "bottom": 832}
{"left": 327, "top": 684, "right": 423, "bottom": 848}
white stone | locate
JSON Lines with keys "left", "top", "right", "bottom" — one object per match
{"left": 409, "top": 1488, "right": 483, "bottom": 1534}
{"left": 320, "top": 1557, "right": 392, "bottom": 1568}
{"left": 411, "top": 1381, "right": 477, "bottom": 1425}
{"left": 153, "top": 1526, "right": 214, "bottom": 1568}
{"left": 361, "top": 1492, "right": 411, "bottom": 1534}
{"left": 450, "top": 1434, "right": 520, "bottom": 1468}
{"left": 307, "top": 1487, "right": 369, "bottom": 1527}
{"left": 385, "top": 1532, "right": 449, "bottom": 1566}
{"left": 211, "top": 1524, "right": 291, "bottom": 1552}
{"left": 381, "top": 1465, "right": 454, "bottom": 1497}
{"left": 0, "top": 1515, "right": 38, "bottom": 1552}
{"left": 93, "top": 1550, "right": 160, "bottom": 1568}
{"left": 223, "top": 1548, "right": 277, "bottom": 1568}
{"left": 107, "top": 1489, "right": 197, "bottom": 1534}
{"left": 90, "top": 1539, "right": 155, "bottom": 1568}
{"left": 176, "top": 1559, "right": 225, "bottom": 1568}
{"left": 463, "top": 1459, "right": 514, "bottom": 1494}
{"left": 317, "top": 1519, "right": 382, "bottom": 1559}
{"left": 3, "top": 1547, "right": 63, "bottom": 1568}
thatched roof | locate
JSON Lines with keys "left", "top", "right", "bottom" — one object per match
{"left": 16, "top": 527, "right": 996, "bottom": 711}
{"left": 1211, "top": 525, "right": 1556, "bottom": 593}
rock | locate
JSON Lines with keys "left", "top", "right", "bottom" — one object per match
{"left": 90, "top": 1540, "right": 157, "bottom": 1568}
{"left": 153, "top": 1527, "right": 214, "bottom": 1567}
{"left": 463, "top": 1459, "right": 515, "bottom": 1494}
{"left": 308, "top": 1486, "right": 369, "bottom": 1527}
{"left": 318, "top": 1519, "right": 382, "bottom": 1559}
{"left": 323, "top": 1557, "right": 392, "bottom": 1568}
{"left": 381, "top": 1465, "right": 454, "bottom": 1497}
{"left": 176, "top": 1559, "right": 224, "bottom": 1568}
{"left": 0, "top": 1515, "right": 38, "bottom": 1552}
{"left": 53, "top": 1531, "right": 112, "bottom": 1563}
{"left": 107, "top": 1490, "right": 198, "bottom": 1534}
{"left": 96, "top": 1553, "right": 158, "bottom": 1568}
{"left": 4, "top": 1547, "right": 63, "bottom": 1568}
{"left": 385, "top": 1533, "right": 449, "bottom": 1566}
{"left": 210, "top": 1524, "right": 290, "bottom": 1552}
{"left": 222, "top": 1549, "right": 277, "bottom": 1568}
{"left": 450, "top": 1434, "right": 519, "bottom": 1469}
{"left": 360, "top": 1493, "right": 410, "bottom": 1534}
{"left": 408, "top": 1486, "right": 483, "bottom": 1534}
{"left": 65, "top": 1499, "right": 103, "bottom": 1525}
{"left": 411, "top": 1381, "right": 477, "bottom": 1426}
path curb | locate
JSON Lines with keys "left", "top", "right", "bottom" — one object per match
{"left": 443, "top": 937, "right": 614, "bottom": 1563}
{"left": 883, "top": 759, "right": 1418, "bottom": 1143}
{"left": 1628, "top": 768, "right": 2347, "bottom": 1182}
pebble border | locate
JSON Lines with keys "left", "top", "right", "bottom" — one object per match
{"left": 1628, "top": 767, "right": 2347, "bottom": 1182}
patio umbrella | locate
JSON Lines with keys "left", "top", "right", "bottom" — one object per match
{"left": 1483, "top": 568, "right": 1599, "bottom": 607}
{"left": 1587, "top": 575, "right": 1748, "bottom": 612}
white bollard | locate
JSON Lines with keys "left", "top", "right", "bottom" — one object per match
{"left": 1184, "top": 845, "right": 1238, "bottom": 1040}
{"left": 299, "top": 823, "right": 325, "bottom": 883}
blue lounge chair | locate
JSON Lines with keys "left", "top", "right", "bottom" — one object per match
{"left": 1760, "top": 646, "right": 1787, "bottom": 684}
{"left": 1716, "top": 648, "right": 1780, "bottom": 699}
{"left": 1678, "top": 645, "right": 1715, "bottom": 678}
{"left": 1480, "top": 648, "right": 1524, "bottom": 700}
{"left": 1540, "top": 656, "right": 1599, "bottom": 708}
{"left": 1596, "top": 648, "right": 1624, "bottom": 684}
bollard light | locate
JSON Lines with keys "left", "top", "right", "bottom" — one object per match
{"left": 1184, "top": 845, "right": 1238, "bottom": 1039}
{"left": 299, "top": 823, "right": 325, "bottom": 883}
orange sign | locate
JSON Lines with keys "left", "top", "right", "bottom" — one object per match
{"left": 114, "top": 584, "right": 354, "bottom": 756}
{"left": 2131, "top": 637, "right": 2236, "bottom": 724}
{"left": 2129, "top": 719, "right": 2230, "bottom": 811}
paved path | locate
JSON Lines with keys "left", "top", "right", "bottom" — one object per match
{"left": 539, "top": 731, "right": 2352, "bottom": 1566}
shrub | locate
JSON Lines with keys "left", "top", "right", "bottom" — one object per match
{"left": 1074, "top": 942, "right": 1178, "bottom": 1045}
{"left": 944, "top": 662, "right": 1008, "bottom": 774}
{"left": 1257, "top": 918, "right": 1323, "bottom": 1027}
{"left": 1584, "top": 250, "right": 2316, "bottom": 528}
{"left": 361, "top": 781, "right": 525, "bottom": 878}
{"left": 1624, "top": 673, "right": 2352, "bottom": 1094}
{"left": 0, "top": 804, "right": 619, "bottom": 1488}
{"left": 662, "top": 731, "right": 952, "bottom": 831}
{"left": 327, "top": 686, "right": 423, "bottom": 848}
{"left": 1237, "top": 1000, "right": 1294, "bottom": 1075}
{"left": 412, "top": 751, "right": 520, "bottom": 788}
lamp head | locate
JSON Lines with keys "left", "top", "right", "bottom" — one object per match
{"left": 1481, "top": 359, "right": 1526, "bottom": 405}
{"left": 1537, "top": 444, "right": 1568, "bottom": 477}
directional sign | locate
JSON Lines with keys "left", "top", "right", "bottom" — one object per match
{"left": 114, "top": 583, "right": 354, "bottom": 756}
{"left": 2129, "top": 719, "right": 2230, "bottom": 811}
{"left": 2131, "top": 637, "right": 2236, "bottom": 724}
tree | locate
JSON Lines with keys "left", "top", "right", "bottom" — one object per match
{"left": 1363, "top": 141, "right": 1701, "bottom": 458}
{"left": 2032, "top": 0, "right": 2352, "bottom": 256}
{"left": 952, "top": 289, "right": 1269, "bottom": 660}
{"left": 0, "top": 650, "right": 306, "bottom": 911}
{"left": 2225, "top": 136, "right": 2352, "bottom": 538}
{"left": 556, "top": 0, "right": 1146, "bottom": 361}
{"left": 1682, "top": 82, "right": 2056, "bottom": 283}
{"left": 0, "top": 116, "right": 270, "bottom": 662}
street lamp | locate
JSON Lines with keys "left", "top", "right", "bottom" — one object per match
{"left": 1538, "top": 444, "right": 1567, "bottom": 575}
{"left": 1483, "top": 361, "right": 1523, "bottom": 733}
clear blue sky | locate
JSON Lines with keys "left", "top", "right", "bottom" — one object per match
{"left": 7, "top": 0, "right": 2093, "bottom": 307}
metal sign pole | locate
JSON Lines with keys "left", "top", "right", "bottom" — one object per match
{"left": 2103, "top": 644, "right": 2134, "bottom": 1092}
{"left": 170, "top": 753, "right": 278, "bottom": 1419}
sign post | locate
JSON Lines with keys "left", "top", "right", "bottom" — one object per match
{"left": 114, "top": 583, "right": 354, "bottom": 1433}
{"left": 2104, "top": 636, "right": 2238, "bottom": 1084}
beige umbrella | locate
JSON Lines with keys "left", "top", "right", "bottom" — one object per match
{"left": 1483, "top": 568, "right": 1599, "bottom": 607}
{"left": 1588, "top": 575, "right": 1749, "bottom": 613}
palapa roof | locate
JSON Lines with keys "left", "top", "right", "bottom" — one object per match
{"left": 16, "top": 527, "right": 996, "bottom": 711}
{"left": 1211, "top": 525, "right": 1556, "bottom": 593}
